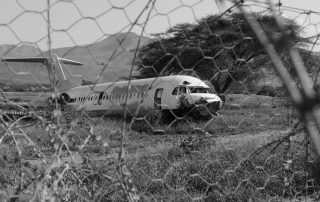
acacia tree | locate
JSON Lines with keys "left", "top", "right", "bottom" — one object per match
{"left": 136, "top": 12, "right": 311, "bottom": 93}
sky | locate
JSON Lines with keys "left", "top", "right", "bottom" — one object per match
{"left": 1, "top": 0, "right": 320, "bottom": 50}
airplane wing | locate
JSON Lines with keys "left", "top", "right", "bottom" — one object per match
{"left": 1, "top": 57, "right": 83, "bottom": 66}
{"left": 1, "top": 57, "right": 49, "bottom": 64}
{"left": 58, "top": 58, "right": 83, "bottom": 66}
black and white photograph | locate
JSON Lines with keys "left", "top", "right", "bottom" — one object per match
{"left": 0, "top": 0, "right": 320, "bottom": 201}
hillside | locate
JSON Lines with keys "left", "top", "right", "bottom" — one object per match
{"left": 0, "top": 32, "right": 151, "bottom": 86}
{"left": 0, "top": 44, "right": 41, "bottom": 57}
{"left": 0, "top": 33, "right": 318, "bottom": 95}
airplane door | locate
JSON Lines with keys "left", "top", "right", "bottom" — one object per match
{"left": 93, "top": 92, "right": 103, "bottom": 105}
{"left": 154, "top": 88, "right": 163, "bottom": 110}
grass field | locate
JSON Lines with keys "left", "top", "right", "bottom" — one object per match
{"left": 0, "top": 92, "right": 318, "bottom": 201}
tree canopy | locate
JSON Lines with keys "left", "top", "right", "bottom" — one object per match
{"left": 136, "top": 12, "right": 312, "bottom": 93}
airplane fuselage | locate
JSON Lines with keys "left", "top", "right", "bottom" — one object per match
{"left": 60, "top": 75, "right": 222, "bottom": 117}
{"left": 1, "top": 56, "right": 222, "bottom": 118}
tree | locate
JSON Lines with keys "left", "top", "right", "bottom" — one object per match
{"left": 136, "top": 12, "right": 311, "bottom": 93}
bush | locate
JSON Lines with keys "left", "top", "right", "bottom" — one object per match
{"left": 256, "top": 85, "right": 277, "bottom": 97}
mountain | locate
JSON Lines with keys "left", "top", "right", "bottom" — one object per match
{"left": 0, "top": 44, "right": 45, "bottom": 86}
{"left": 1, "top": 34, "right": 318, "bottom": 95}
{"left": 0, "top": 44, "right": 41, "bottom": 57}
{"left": 0, "top": 32, "right": 151, "bottom": 86}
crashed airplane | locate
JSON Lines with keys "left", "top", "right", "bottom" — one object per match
{"left": 1, "top": 55, "right": 222, "bottom": 119}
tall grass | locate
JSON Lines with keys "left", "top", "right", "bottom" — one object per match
{"left": 130, "top": 132, "right": 320, "bottom": 201}
{"left": 0, "top": 104, "right": 318, "bottom": 201}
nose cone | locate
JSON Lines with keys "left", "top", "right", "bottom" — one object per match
{"left": 193, "top": 95, "right": 222, "bottom": 117}
{"left": 206, "top": 100, "right": 222, "bottom": 113}
{"left": 190, "top": 93, "right": 221, "bottom": 102}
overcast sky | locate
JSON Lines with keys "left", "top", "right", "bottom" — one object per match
{"left": 0, "top": 0, "right": 320, "bottom": 50}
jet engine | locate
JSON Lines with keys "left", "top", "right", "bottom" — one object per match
{"left": 47, "top": 93, "right": 72, "bottom": 105}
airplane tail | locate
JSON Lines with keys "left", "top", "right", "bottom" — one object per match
{"left": 1, "top": 54, "right": 83, "bottom": 91}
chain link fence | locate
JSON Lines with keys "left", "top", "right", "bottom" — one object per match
{"left": 0, "top": 0, "right": 320, "bottom": 201}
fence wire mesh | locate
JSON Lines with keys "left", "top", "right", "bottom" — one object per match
{"left": 0, "top": 0, "right": 320, "bottom": 201}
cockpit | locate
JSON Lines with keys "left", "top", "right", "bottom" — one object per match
{"left": 189, "top": 87, "right": 213, "bottom": 94}
{"left": 172, "top": 86, "right": 188, "bottom": 95}
{"left": 172, "top": 86, "right": 213, "bottom": 95}
{"left": 169, "top": 79, "right": 222, "bottom": 115}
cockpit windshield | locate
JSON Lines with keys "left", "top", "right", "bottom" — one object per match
{"left": 189, "top": 87, "right": 213, "bottom": 94}
{"left": 172, "top": 86, "right": 187, "bottom": 95}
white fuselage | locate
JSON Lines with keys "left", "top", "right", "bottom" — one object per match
{"left": 0, "top": 56, "right": 222, "bottom": 117}
{"left": 61, "top": 75, "right": 222, "bottom": 117}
